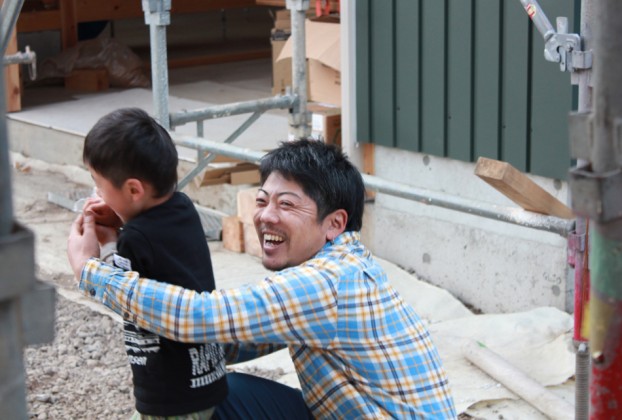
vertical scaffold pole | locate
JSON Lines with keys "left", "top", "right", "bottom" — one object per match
{"left": 286, "top": 0, "right": 311, "bottom": 138}
{"left": 571, "top": 1, "right": 594, "bottom": 419}
{"left": 142, "top": 0, "right": 171, "bottom": 130}
{"left": 585, "top": 1, "right": 622, "bottom": 417}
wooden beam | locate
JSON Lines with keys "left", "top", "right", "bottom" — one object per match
{"left": 362, "top": 143, "right": 375, "bottom": 201}
{"left": 474, "top": 157, "right": 574, "bottom": 219}
{"left": 59, "top": 0, "right": 78, "bottom": 49}
{"left": 4, "top": 28, "right": 21, "bottom": 112}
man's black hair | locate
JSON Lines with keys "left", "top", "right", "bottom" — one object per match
{"left": 83, "top": 107, "right": 177, "bottom": 198}
{"left": 259, "top": 138, "right": 365, "bottom": 232}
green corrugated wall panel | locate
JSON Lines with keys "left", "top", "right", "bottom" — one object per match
{"left": 356, "top": 0, "right": 577, "bottom": 180}
{"left": 529, "top": 1, "right": 574, "bottom": 178}
{"left": 501, "top": 1, "right": 531, "bottom": 171}
{"left": 395, "top": 0, "right": 420, "bottom": 151}
{"left": 420, "top": 0, "right": 446, "bottom": 156}
{"left": 369, "top": 1, "right": 395, "bottom": 147}
{"left": 472, "top": 0, "right": 502, "bottom": 161}
{"left": 446, "top": 0, "right": 473, "bottom": 161}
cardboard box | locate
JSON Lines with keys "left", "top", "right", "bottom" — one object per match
{"left": 276, "top": 17, "right": 341, "bottom": 106}
{"left": 65, "top": 68, "right": 109, "bottom": 92}
{"left": 200, "top": 162, "right": 260, "bottom": 187}
{"left": 308, "top": 103, "right": 341, "bottom": 146}
{"left": 271, "top": 36, "right": 292, "bottom": 96}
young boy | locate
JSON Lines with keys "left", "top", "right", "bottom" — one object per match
{"left": 82, "top": 107, "right": 227, "bottom": 419}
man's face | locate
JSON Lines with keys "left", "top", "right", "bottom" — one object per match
{"left": 253, "top": 172, "right": 333, "bottom": 271}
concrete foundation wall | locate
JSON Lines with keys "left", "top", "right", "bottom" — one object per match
{"left": 360, "top": 145, "right": 571, "bottom": 314}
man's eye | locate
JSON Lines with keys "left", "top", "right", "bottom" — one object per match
{"left": 255, "top": 198, "right": 267, "bottom": 207}
{"left": 280, "top": 201, "right": 293, "bottom": 208}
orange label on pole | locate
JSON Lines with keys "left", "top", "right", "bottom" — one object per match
{"left": 526, "top": 4, "right": 537, "bottom": 19}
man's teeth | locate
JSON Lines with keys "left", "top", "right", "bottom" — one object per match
{"left": 264, "top": 234, "right": 284, "bottom": 242}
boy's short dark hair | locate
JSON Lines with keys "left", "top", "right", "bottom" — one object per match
{"left": 83, "top": 107, "right": 177, "bottom": 198}
{"left": 259, "top": 138, "right": 365, "bottom": 232}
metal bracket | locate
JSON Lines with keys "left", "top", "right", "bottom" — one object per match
{"left": 519, "top": 1, "right": 591, "bottom": 73}
{"left": 286, "top": 0, "right": 311, "bottom": 12}
{"left": 3, "top": 46, "right": 36, "bottom": 80}
{"left": 543, "top": 18, "right": 591, "bottom": 73}
{"left": 569, "top": 163, "right": 622, "bottom": 223}
{"left": 142, "top": 0, "right": 171, "bottom": 25}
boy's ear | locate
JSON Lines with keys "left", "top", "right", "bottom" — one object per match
{"left": 326, "top": 209, "right": 348, "bottom": 242}
{"left": 124, "top": 178, "right": 145, "bottom": 201}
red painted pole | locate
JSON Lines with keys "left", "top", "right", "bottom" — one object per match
{"left": 585, "top": 1, "right": 622, "bottom": 417}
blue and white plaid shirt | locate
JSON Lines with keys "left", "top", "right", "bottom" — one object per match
{"left": 80, "top": 231, "right": 456, "bottom": 419}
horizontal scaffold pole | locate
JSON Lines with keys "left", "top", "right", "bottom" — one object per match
{"left": 170, "top": 95, "right": 298, "bottom": 127}
{"left": 171, "top": 135, "right": 575, "bottom": 237}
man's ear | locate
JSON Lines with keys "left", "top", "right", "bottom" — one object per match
{"left": 123, "top": 178, "right": 145, "bottom": 202}
{"left": 326, "top": 209, "right": 348, "bottom": 241}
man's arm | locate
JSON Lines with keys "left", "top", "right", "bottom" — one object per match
{"left": 78, "top": 257, "right": 339, "bottom": 347}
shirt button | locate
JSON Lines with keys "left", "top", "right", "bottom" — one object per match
{"left": 89, "top": 288, "right": 96, "bottom": 296}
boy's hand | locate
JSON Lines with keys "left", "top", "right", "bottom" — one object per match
{"left": 83, "top": 197, "right": 122, "bottom": 229}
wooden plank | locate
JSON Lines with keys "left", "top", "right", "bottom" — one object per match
{"left": 362, "top": 143, "right": 375, "bottom": 201}
{"left": 16, "top": 9, "right": 62, "bottom": 32}
{"left": 222, "top": 215, "right": 244, "bottom": 253}
{"left": 242, "top": 223, "right": 262, "bottom": 258}
{"left": 60, "top": 0, "right": 78, "bottom": 48}
{"left": 474, "top": 157, "right": 574, "bottom": 219}
{"left": 236, "top": 187, "right": 259, "bottom": 225}
{"left": 4, "top": 28, "right": 21, "bottom": 112}
{"left": 75, "top": 0, "right": 256, "bottom": 22}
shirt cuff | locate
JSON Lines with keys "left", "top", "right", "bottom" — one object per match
{"left": 78, "top": 257, "right": 116, "bottom": 301}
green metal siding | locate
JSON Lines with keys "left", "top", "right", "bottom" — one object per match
{"left": 356, "top": 0, "right": 577, "bottom": 179}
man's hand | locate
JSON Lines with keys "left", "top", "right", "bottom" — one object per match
{"left": 67, "top": 212, "right": 100, "bottom": 280}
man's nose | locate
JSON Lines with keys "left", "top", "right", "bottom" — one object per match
{"left": 258, "top": 202, "right": 279, "bottom": 224}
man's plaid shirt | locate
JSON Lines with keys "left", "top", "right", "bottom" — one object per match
{"left": 80, "top": 231, "right": 456, "bottom": 419}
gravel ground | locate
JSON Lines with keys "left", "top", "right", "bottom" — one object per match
{"left": 25, "top": 296, "right": 135, "bottom": 419}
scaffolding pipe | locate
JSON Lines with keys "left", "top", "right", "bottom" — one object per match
{"left": 587, "top": 1, "right": 622, "bottom": 418}
{"left": 172, "top": 135, "right": 574, "bottom": 237}
{"left": 286, "top": 0, "right": 311, "bottom": 138}
{"left": 170, "top": 95, "right": 297, "bottom": 127}
{"left": 177, "top": 111, "right": 264, "bottom": 190}
{"left": 518, "top": 0, "right": 556, "bottom": 42}
{"left": 0, "top": 0, "right": 24, "bottom": 55}
{"left": 572, "top": 1, "right": 594, "bottom": 419}
{"left": 142, "top": 0, "right": 171, "bottom": 130}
